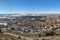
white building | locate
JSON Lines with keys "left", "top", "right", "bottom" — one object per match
{"left": 0, "top": 18, "right": 10, "bottom": 26}
{"left": 1, "top": 28, "right": 7, "bottom": 32}
{"left": 0, "top": 22, "right": 7, "bottom": 26}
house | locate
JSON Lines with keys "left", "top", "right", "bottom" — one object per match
{"left": 30, "top": 18, "right": 35, "bottom": 20}
{"left": 0, "top": 22, "right": 8, "bottom": 26}
{"left": 1, "top": 28, "right": 7, "bottom": 32}
{"left": 0, "top": 18, "right": 11, "bottom": 26}
{"left": 0, "top": 20, "right": 11, "bottom": 26}
{"left": 21, "top": 26, "right": 28, "bottom": 32}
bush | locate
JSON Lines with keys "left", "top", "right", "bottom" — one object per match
{"left": 18, "top": 36, "right": 21, "bottom": 39}
{"left": 11, "top": 27, "right": 15, "bottom": 30}
{"left": 45, "top": 31, "right": 56, "bottom": 36}
{"left": 11, "top": 38, "right": 15, "bottom": 40}
{"left": 39, "top": 34, "right": 41, "bottom": 37}
{"left": 38, "top": 32, "right": 46, "bottom": 37}
{"left": 0, "top": 30, "right": 3, "bottom": 33}
{"left": 0, "top": 29, "right": 2, "bottom": 32}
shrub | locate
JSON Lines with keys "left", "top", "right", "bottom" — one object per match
{"left": 39, "top": 34, "right": 41, "bottom": 37}
{"left": 45, "top": 31, "right": 56, "bottom": 36}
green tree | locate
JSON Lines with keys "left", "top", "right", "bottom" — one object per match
{"left": 45, "top": 31, "right": 56, "bottom": 36}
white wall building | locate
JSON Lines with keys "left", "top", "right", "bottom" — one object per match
{"left": 0, "top": 22, "right": 7, "bottom": 26}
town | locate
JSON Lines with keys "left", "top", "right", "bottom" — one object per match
{"left": 0, "top": 14, "right": 60, "bottom": 40}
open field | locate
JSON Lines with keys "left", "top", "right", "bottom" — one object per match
{"left": 0, "top": 33, "right": 22, "bottom": 40}
{"left": 0, "top": 33, "right": 60, "bottom": 40}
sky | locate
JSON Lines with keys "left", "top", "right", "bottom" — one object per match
{"left": 0, "top": 0, "right": 60, "bottom": 14}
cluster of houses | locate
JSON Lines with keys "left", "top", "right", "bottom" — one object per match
{"left": 20, "top": 26, "right": 42, "bottom": 34}
{"left": 0, "top": 18, "right": 22, "bottom": 32}
{"left": 0, "top": 18, "right": 21, "bottom": 26}
{"left": 0, "top": 16, "right": 60, "bottom": 35}
{"left": 20, "top": 25, "right": 59, "bottom": 34}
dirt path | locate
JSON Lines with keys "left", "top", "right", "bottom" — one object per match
{"left": 3, "top": 32, "right": 33, "bottom": 40}
{"left": 3, "top": 32, "right": 57, "bottom": 40}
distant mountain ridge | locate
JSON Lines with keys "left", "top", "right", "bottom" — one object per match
{"left": 0, "top": 13, "right": 60, "bottom": 17}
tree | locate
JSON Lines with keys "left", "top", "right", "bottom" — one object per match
{"left": 52, "top": 27, "right": 58, "bottom": 30}
{"left": 11, "top": 38, "right": 15, "bottom": 40}
{"left": 45, "top": 31, "right": 56, "bottom": 36}
{"left": 39, "top": 34, "right": 41, "bottom": 37}
{"left": 0, "top": 30, "right": 1, "bottom": 32}
{"left": 0, "top": 29, "right": 3, "bottom": 33}
{"left": 18, "top": 36, "right": 21, "bottom": 39}
{"left": 11, "top": 27, "right": 15, "bottom": 30}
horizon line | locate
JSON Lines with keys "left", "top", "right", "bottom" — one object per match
{"left": 1, "top": 11, "right": 60, "bottom": 14}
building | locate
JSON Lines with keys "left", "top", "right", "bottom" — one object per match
{"left": 0, "top": 18, "right": 11, "bottom": 26}
{"left": 0, "top": 22, "right": 7, "bottom": 26}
